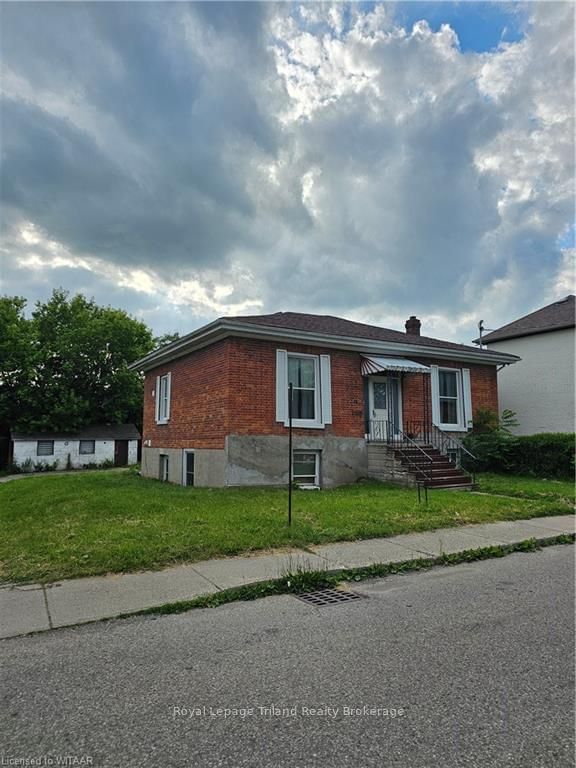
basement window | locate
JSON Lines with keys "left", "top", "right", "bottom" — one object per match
{"left": 159, "top": 454, "right": 169, "bottom": 482}
{"left": 293, "top": 451, "right": 320, "bottom": 488}
{"left": 183, "top": 451, "right": 195, "bottom": 487}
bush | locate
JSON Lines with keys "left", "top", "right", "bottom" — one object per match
{"left": 33, "top": 460, "right": 59, "bottom": 472}
{"left": 463, "top": 409, "right": 519, "bottom": 473}
{"left": 503, "top": 433, "right": 575, "bottom": 479}
{"left": 464, "top": 410, "right": 575, "bottom": 479}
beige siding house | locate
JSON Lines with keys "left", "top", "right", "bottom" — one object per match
{"left": 481, "top": 296, "right": 575, "bottom": 435}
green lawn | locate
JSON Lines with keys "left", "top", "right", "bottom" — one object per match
{"left": 476, "top": 473, "right": 575, "bottom": 503}
{"left": 0, "top": 471, "right": 572, "bottom": 584}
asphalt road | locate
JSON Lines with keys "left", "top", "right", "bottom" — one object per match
{"left": 1, "top": 545, "right": 574, "bottom": 768}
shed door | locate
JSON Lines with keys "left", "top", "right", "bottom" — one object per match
{"left": 114, "top": 440, "right": 129, "bottom": 467}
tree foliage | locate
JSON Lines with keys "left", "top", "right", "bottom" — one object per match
{"left": 153, "top": 331, "right": 180, "bottom": 349}
{"left": 0, "top": 289, "right": 155, "bottom": 433}
{"left": 463, "top": 409, "right": 520, "bottom": 472}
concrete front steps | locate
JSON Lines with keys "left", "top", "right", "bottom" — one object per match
{"left": 367, "top": 444, "right": 474, "bottom": 490}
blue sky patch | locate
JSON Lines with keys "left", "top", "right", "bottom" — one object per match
{"left": 394, "top": 2, "right": 528, "bottom": 52}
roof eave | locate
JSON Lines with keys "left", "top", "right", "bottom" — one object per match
{"left": 483, "top": 323, "right": 575, "bottom": 344}
{"left": 131, "top": 320, "right": 520, "bottom": 371}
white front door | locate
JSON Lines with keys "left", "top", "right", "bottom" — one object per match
{"left": 369, "top": 377, "right": 389, "bottom": 440}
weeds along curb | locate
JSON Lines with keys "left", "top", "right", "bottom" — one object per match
{"left": 7, "top": 535, "right": 573, "bottom": 640}
{"left": 116, "top": 533, "right": 575, "bottom": 621}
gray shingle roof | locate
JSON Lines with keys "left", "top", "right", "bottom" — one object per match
{"left": 225, "top": 312, "right": 483, "bottom": 353}
{"left": 482, "top": 296, "right": 575, "bottom": 343}
{"left": 11, "top": 424, "right": 141, "bottom": 441}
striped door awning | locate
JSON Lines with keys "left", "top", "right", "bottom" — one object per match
{"left": 361, "top": 356, "right": 431, "bottom": 375}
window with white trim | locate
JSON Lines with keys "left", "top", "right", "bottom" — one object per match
{"left": 79, "top": 440, "right": 95, "bottom": 455}
{"left": 37, "top": 440, "right": 54, "bottom": 456}
{"left": 431, "top": 365, "right": 473, "bottom": 431}
{"left": 276, "top": 350, "right": 332, "bottom": 429}
{"left": 159, "top": 454, "right": 169, "bottom": 482}
{"left": 155, "top": 373, "right": 171, "bottom": 424}
{"left": 439, "top": 369, "right": 460, "bottom": 426}
{"left": 288, "top": 355, "right": 319, "bottom": 422}
{"left": 292, "top": 451, "right": 320, "bottom": 487}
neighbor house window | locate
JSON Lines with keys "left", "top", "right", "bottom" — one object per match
{"left": 292, "top": 451, "right": 320, "bottom": 487}
{"left": 439, "top": 370, "right": 460, "bottom": 425}
{"left": 159, "top": 454, "right": 169, "bottom": 482}
{"left": 79, "top": 440, "right": 95, "bottom": 455}
{"left": 155, "top": 373, "right": 171, "bottom": 424}
{"left": 275, "top": 350, "right": 332, "bottom": 428}
{"left": 37, "top": 440, "right": 54, "bottom": 456}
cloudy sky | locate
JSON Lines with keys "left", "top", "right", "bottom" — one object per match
{"left": 1, "top": 1, "right": 574, "bottom": 343}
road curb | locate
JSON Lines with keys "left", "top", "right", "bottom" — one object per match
{"left": 3, "top": 533, "right": 573, "bottom": 641}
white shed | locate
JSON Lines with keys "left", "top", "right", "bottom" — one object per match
{"left": 10, "top": 424, "right": 140, "bottom": 471}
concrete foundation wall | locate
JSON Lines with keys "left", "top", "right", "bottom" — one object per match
{"left": 194, "top": 450, "right": 227, "bottom": 487}
{"left": 143, "top": 436, "right": 367, "bottom": 488}
{"left": 226, "top": 435, "right": 368, "bottom": 488}
{"left": 367, "top": 444, "right": 417, "bottom": 488}
{"left": 141, "top": 446, "right": 226, "bottom": 486}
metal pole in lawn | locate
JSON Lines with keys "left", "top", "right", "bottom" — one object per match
{"left": 288, "top": 382, "right": 293, "bottom": 527}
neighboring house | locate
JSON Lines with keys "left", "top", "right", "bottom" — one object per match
{"left": 11, "top": 424, "right": 140, "bottom": 471}
{"left": 480, "top": 295, "right": 575, "bottom": 436}
{"left": 131, "top": 312, "right": 518, "bottom": 490}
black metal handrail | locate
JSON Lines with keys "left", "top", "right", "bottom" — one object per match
{"left": 402, "top": 419, "right": 478, "bottom": 485}
{"left": 368, "top": 418, "right": 479, "bottom": 486}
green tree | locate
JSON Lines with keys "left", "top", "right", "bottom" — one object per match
{"left": 0, "top": 289, "right": 155, "bottom": 433}
{"left": 153, "top": 331, "right": 180, "bottom": 348}
{"left": 0, "top": 296, "right": 35, "bottom": 433}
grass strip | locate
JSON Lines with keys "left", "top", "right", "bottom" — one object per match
{"left": 117, "top": 533, "right": 575, "bottom": 619}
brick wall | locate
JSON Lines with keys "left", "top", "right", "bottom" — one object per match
{"left": 143, "top": 339, "right": 231, "bottom": 449}
{"left": 227, "top": 339, "right": 366, "bottom": 438}
{"left": 143, "top": 339, "right": 499, "bottom": 449}
{"left": 401, "top": 358, "right": 498, "bottom": 426}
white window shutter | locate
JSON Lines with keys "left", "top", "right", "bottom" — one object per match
{"left": 430, "top": 365, "right": 440, "bottom": 426}
{"left": 320, "top": 355, "right": 332, "bottom": 425}
{"left": 462, "top": 368, "right": 472, "bottom": 429}
{"left": 276, "top": 349, "right": 288, "bottom": 423}
{"left": 155, "top": 376, "right": 160, "bottom": 423}
{"left": 165, "top": 372, "right": 172, "bottom": 421}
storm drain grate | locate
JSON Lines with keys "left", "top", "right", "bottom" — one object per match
{"left": 294, "top": 588, "right": 365, "bottom": 607}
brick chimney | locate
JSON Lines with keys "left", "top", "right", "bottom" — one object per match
{"left": 405, "top": 315, "right": 421, "bottom": 336}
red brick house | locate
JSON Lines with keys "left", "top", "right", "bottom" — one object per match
{"left": 131, "top": 312, "right": 519, "bottom": 489}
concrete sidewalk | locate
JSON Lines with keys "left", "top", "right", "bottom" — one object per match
{"left": 1, "top": 514, "right": 574, "bottom": 640}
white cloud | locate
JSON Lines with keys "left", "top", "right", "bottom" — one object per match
{"left": 1, "top": 2, "right": 573, "bottom": 343}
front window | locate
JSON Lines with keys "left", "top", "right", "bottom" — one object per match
{"left": 293, "top": 451, "right": 320, "bottom": 487}
{"left": 288, "top": 356, "right": 317, "bottom": 421}
{"left": 276, "top": 349, "right": 331, "bottom": 428}
{"left": 439, "top": 370, "right": 459, "bottom": 425}
{"left": 79, "top": 440, "right": 95, "bottom": 455}
{"left": 37, "top": 440, "right": 54, "bottom": 456}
